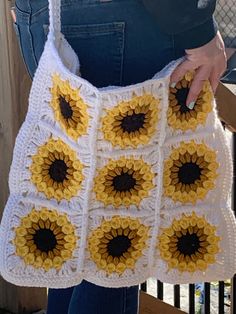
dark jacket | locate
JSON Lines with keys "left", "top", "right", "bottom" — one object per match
{"left": 142, "top": 0, "right": 218, "bottom": 49}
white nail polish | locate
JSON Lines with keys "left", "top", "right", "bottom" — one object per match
{"left": 187, "top": 102, "right": 195, "bottom": 110}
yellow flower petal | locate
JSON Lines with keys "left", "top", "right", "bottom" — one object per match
{"left": 196, "top": 259, "right": 207, "bottom": 271}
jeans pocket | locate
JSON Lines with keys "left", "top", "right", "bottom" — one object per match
{"left": 44, "top": 22, "right": 125, "bottom": 88}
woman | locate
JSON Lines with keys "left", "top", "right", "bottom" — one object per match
{"left": 12, "top": 0, "right": 226, "bottom": 313}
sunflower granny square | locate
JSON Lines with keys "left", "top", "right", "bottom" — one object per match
{"left": 0, "top": 0, "right": 236, "bottom": 289}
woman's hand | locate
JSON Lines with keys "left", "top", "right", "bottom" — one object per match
{"left": 170, "top": 31, "right": 227, "bottom": 109}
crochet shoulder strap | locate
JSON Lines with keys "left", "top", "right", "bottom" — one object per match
{"left": 48, "top": 0, "right": 61, "bottom": 40}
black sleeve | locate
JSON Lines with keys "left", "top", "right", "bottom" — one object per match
{"left": 142, "top": 0, "right": 218, "bottom": 49}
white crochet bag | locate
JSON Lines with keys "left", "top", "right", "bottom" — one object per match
{"left": 0, "top": 0, "right": 235, "bottom": 288}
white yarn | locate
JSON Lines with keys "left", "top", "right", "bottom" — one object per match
{"left": 0, "top": 0, "right": 235, "bottom": 288}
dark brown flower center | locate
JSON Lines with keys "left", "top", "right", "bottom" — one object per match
{"left": 49, "top": 159, "right": 68, "bottom": 182}
{"left": 112, "top": 171, "right": 136, "bottom": 192}
{"left": 59, "top": 96, "right": 73, "bottom": 119}
{"left": 178, "top": 162, "right": 201, "bottom": 185}
{"left": 33, "top": 228, "right": 57, "bottom": 252}
{"left": 177, "top": 232, "right": 200, "bottom": 256}
{"left": 107, "top": 234, "right": 131, "bottom": 257}
{"left": 121, "top": 113, "right": 145, "bottom": 133}
{"left": 175, "top": 87, "right": 191, "bottom": 113}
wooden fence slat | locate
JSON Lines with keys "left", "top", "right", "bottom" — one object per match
{"left": 0, "top": 1, "right": 47, "bottom": 313}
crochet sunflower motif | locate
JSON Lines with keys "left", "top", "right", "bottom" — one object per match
{"left": 158, "top": 212, "right": 220, "bottom": 273}
{"left": 163, "top": 141, "right": 218, "bottom": 203}
{"left": 88, "top": 216, "right": 150, "bottom": 275}
{"left": 13, "top": 208, "right": 77, "bottom": 271}
{"left": 168, "top": 72, "right": 213, "bottom": 131}
{"left": 30, "top": 138, "right": 84, "bottom": 201}
{"left": 101, "top": 94, "right": 159, "bottom": 148}
{"left": 93, "top": 157, "right": 156, "bottom": 207}
{"left": 50, "top": 74, "right": 90, "bottom": 140}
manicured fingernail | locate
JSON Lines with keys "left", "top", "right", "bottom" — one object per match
{"left": 170, "top": 82, "right": 176, "bottom": 88}
{"left": 187, "top": 102, "right": 195, "bottom": 110}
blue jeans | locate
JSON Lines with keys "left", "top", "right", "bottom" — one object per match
{"left": 14, "top": 0, "right": 184, "bottom": 86}
{"left": 47, "top": 281, "right": 139, "bottom": 314}
{"left": 14, "top": 0, "right": 185, "bottom": 313}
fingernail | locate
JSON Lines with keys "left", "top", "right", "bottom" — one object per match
{"left": 187, "top": 102, "right": 195, "bottom": 110}
{"left": 170, "top": 82, "right": 176, "bottom": 88}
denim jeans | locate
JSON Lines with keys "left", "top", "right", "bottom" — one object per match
{"left": 14, "top": 0, "right": 185, "bottom": 87}
{"left": 46, "top": 281, "right": 139, "bottom": 314}
{"left": 14, "top": 1, "right": 185, "bottom": 313}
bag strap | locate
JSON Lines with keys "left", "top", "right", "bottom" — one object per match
{"left": 48, "top": 0, "right": 61, "bottom": 40}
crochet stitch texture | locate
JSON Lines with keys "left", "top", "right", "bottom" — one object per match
{"left": 0, "top": 0, "right": 236, "bottom": 288}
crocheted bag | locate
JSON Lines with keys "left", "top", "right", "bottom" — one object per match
{"left": 0, "top": 0, "right": 236, "bottom": 288}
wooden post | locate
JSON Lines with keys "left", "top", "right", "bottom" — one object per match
{"left": 0, "top": 1, "right": 47, "bottom": 313}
